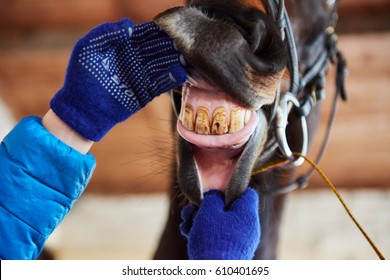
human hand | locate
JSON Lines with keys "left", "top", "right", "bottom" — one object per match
{"left": 50, "top": 19, "right": 186, "bottom": 141}
{"left": 180, "top": 188, "right": 261, "bottom": 260}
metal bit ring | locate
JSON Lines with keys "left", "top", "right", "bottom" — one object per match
{"left": 275, "top": 92, "right": 308, "bottom": 166}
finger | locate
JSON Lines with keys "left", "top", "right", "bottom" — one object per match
{"left": 153, "top": 63, "right": 186, "bottom": 87}
{"left": 228, "top": 187, "right": 259, "bottom": 214}
{"left": 168, "top": 64, "right": 187, "bottom": 85}
{"left": 134, "top": 22, "right": 164, "bottom": 41}
{"left": 180, "top": 203, "right": 198, "bottom": 238}
{"left": 150, "top": 64, "right": 187, "bottom": 96}
{"left": 181, "top": 203, "right": 197, "bottom": 221}
{"left": 198, "top": 190, "right": 225, "bottom": 214}
{"left": 76, "top": 19, "right": 134, "bottom": 53}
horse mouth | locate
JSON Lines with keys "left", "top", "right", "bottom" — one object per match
{"left": 176, "top": 75, "right": 267, "bottom": 204}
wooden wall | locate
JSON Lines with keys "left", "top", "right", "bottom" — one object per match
{"left": 0, "top": 0, "right": 389, "bottom": 193}
{"left": 305, "top": 32, "right": 390, "bottom": 190}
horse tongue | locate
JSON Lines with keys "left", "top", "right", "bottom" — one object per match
{"left": 192, "top": 145, "right": 244, "bottom": 193}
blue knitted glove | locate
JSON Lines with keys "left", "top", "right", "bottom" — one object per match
{"left": 180, "top": 188, "right": 261, "bottom": 260}
{"left": 50, "top": 19, "right": 187, "bottom": 141}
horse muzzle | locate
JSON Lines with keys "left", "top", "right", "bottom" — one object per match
{"left": 155, "top": 4, "right": 287, "bottom": 205}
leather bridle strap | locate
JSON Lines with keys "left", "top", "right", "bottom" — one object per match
{"left": 264, "top": 0, "right": 300, "bottom": 96}
{"left": 261, "top": 0, "right": 348, "bottom": 194}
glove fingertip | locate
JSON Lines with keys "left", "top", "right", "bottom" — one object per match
{"left": 181, "top": 203, "right": 197, "bottom": 221}
{"left": 230, "top": 187, "right": 259, "bottom": 212}
{"left": 180, "top": 204, "right": 197, "bottom": 238}
{"left": 203, "top": 190, "right": 224, "bottom": 199}
{"left": 201, "top": 190, "right": 225, "bottom": 211}
{"left": 169, "top": 64, "right": 187, "bottom": 85}
{"left": 119, "top": 18, "right": 135, "bottom": 29}
{"left": 243, "top": 187, "right": 259, "bottom": 201}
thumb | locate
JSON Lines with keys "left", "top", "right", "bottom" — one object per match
{"left": 180, "top": 203, "right": 197, "bottom": 238}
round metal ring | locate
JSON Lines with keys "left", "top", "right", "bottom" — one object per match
{"left": 275, "top": 92, "right": 308, "bottom": 166}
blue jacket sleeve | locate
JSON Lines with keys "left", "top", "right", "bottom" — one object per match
{"left": 0, "top": 116, "right": 96, "bottom": 259}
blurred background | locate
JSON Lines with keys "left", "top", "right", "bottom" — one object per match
{"left": 0, "top": 0, "right": 389, "bottom": 259}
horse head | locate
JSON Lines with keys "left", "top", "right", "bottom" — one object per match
{"left": 154, "top": 0, "right": 347, "bottom": 259}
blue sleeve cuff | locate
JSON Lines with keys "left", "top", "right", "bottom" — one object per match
{"left": 0, "top": 116, "right": 96, "bottom": 259}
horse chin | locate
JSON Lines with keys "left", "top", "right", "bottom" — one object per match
{"left": 174, "top": 73, "right": 272, "bottom": 205}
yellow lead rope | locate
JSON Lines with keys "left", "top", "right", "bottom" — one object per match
{"left": 294, "top": 152, "right": 386, "bottom": 260}
{"left": 253, "top": 153, "right": 386, "bottom": 260}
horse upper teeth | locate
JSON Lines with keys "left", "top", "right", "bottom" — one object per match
{"left": 182, "top": 104, "right": 195, "bottom": 131}
{"left": 229, "top": 107, "right": 245, "bottom": 133}
{"left": 181, "top": 105, "right": 251, "bottom": 135}
{"left": 245, "top": 110, "right": 251, "bottom": 125}
{"left": 212, "top": 107, "right": 229, "bottom": 135}
{"left": 195, "top": 106, "right": 211, "bottom": 135}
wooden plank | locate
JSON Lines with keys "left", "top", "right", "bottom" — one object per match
{"left": 305, "top": 33, "right": 390, "bottom": 189}
{"left": 0, "top": 0, "right": 115, "bottom": 28}
{"left": 337, "top": 0, "right": 390, "bottom": 33}
{"left": 1, "top": 0, "right": 388, "bottom": 32}
{"left": 339, "top": 0, "right": 390, "bottom": 10}
{"left": 0, "top": 0, "right": 184, "bottom": 29}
